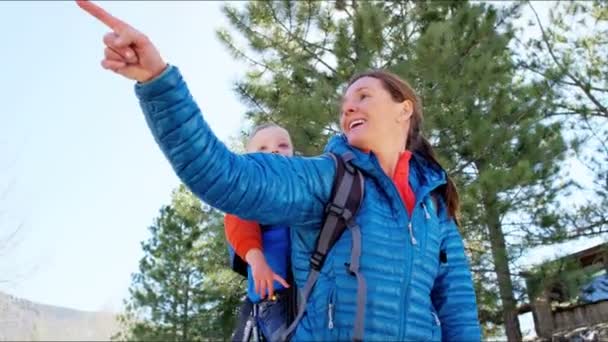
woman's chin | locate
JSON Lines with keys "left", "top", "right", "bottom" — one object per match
{"left": 346, "top": 135, "right": 372, "bottom": 152}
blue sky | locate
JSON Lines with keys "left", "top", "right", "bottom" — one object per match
{"left": 0, "top": 1, "right": 248, "bottom": 312}
{"left": 0, "top": 1, "right": 604, "bottom": 338}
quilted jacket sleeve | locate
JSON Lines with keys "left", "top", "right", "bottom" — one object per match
{"left": 431, "top": 217, "right": 482, "bottom": 342}
{"left": 134, "top": 65, "right": 335, "bottom": 226}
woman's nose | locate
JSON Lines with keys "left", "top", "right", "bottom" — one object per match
{"left": 342, "top": 101, "right": 356, "bottom": 116}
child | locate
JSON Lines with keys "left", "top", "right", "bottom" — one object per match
{"left": 225, "top": 124, "right": 293, "bottom": 342}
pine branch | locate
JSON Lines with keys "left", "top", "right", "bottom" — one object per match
{"left": 543, "top": 111, "right": 585, "bottom": 118}
{"left": 316, "top": 12, "right": 344, "bottom": 67}
{"left": 554, "top": 102, "right": 608, "bottom": 120}
{"left": 563, "top": 216, "right": 608, "bottom": 239}
{"left": 568, "top": 227, "right": 608, "bottom": 239}
{"left": 493, "top": 2, "right": 521, "bottom": 32}
{"left": 0, "top": 223, "right": 22, "bottom": 252}
{"left": 472, "top": 267, "right": 501, "bottom": 274}
{"left": 381, "top": 2, "right": 420, "bottom": 68}
{"left": 529, "top": 2, "right": 608, "bottom": 118}
{"left": 235, "top": 84, "right": 271, "bottom": 119}
{"left": 570, "top": 137, "right": 607, "bottom": 176}
{"left": 302, "top": 0, "right": 313, "bottom": 44}
{"left": 266, "top": 2, "right": 337, "bottom": 74}
{"left": 342, "top": 4, "right": 354, "bottom": 20}
{"left": 518, "top": 62, "right": 608, "bottom": 120}
{"left": 218, "top": 34, "right": 276, "bottom": 74}
{"left": 287, "top": 0, "right": 294, "bottom": 33}
{"left": 580, "top": 113, "right": 608, "bottom": 155}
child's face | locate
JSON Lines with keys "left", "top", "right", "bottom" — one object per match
{"left": 247, "top": 126, "right": 294, "bottom": 157}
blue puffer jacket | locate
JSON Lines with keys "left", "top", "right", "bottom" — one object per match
{"left": 135, "top": 65, "right": 481, "bottom": 341}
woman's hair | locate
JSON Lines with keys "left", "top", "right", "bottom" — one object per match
{"left": 346, "top": 70, "right": 460, "bottom": 220}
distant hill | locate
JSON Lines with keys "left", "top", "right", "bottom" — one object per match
{"left": 0, "top": 291, "right": 120, "bottom": 341}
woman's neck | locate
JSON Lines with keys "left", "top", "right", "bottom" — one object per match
{"left": 369, "top": 124, "right": 410, "bottom": 177}
{"left": 373, "top": 142, "right": 406, "bottom": 177}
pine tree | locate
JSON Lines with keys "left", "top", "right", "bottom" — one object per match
{"left": 112, "top": 185, "right": 244, "bottom": 341}
{"left": 218, "top": 1, "right": 568, "bottom": 339}
{"left": 520, "top": 1, "right": 608, "bottom": 240}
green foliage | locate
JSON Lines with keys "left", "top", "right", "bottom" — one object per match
{"left": 525, "top": 257, "right": 600, "bottom": 304}
{"left": 112, "top": 185, "right": 244, "bottom": 341}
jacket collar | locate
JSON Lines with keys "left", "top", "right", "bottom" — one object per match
{"left": 325, "top": 134, "right": 447, "bottom": 199}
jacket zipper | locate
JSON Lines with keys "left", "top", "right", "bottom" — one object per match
{"left": 369, "top": 154, "right": 411, "bottom": 339}
{"left": 422, "top": 203, "right": 431, "bottom": 219}
{"left": 407, "top": 222, "right": 418, "bottom": 245}
{"left": 432, "top": 311, "right": 441, "bottom": 326}
{"left": 369, "top": 153, "right": 445, "bottom": 340}
{"left": 328, "top": 286, "right": 335, "bottom": 330}
{"left": 401, "top": 199, "right": 440, "bottom": 340}
{"left": 328, "top": 303, "right": 335, "bottom": 329}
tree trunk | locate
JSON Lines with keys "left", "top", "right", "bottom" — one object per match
{"left": 531, "top": 289, "right": 555, "bottom": 340}
{"left": 484, "top": 191, "right": 523, "bottom": 342}
{"left": 183, "top": 272, "right": 190, "bottom": 341}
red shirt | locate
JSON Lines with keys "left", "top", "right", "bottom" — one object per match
{"left": 392, "top": 151, "right": 416, "bottom": 216}
{"left": 224, "top": 214, "right": 262, "bottom": 260}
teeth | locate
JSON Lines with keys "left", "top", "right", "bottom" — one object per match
{"left": 349, "top": 119, "right": 365, "bottom": 130}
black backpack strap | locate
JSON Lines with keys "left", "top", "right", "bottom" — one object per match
{"left": 335, "top": 154, "right": 366, "bottom": 342}
{"left": 310, "top": 152, "right": 364, "bottom": 271}
{"left": 281, "top": 152, "right": 365, "bottom": 341}
{"left": 229, "top": 249, "right": 249, "bottom": 278}
{"left": 285, "top": 259, "right": 298, "bottom": 325}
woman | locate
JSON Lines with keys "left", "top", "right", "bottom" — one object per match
{"left": 77, "top": 1, "right": 481, "bottom": 341}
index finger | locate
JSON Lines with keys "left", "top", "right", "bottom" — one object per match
{"left": 274, "top": 274, "right": 289, "bottom": 288}
{"left": 76, "top": 0, "right": 127, "bottom": 30}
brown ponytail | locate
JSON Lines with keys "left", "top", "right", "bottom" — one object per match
{"left": 347, "top": 70, "right": 460, "bottom": 220}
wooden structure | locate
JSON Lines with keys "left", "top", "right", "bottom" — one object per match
{"left": 520, "top": 243, "right": 608, "bottom": 339}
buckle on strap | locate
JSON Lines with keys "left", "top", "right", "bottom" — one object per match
{"left": 325, "top": 203, "right": 345, "bottom": 216}
{"left": 310, "top": 251, "right": 326, "bottom": 271}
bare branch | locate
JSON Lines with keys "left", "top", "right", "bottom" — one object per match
{"left": 528, "top": 2, "right": 608, "bottom": 118}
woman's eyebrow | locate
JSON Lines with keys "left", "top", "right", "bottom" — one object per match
{"left": 341, "top": 87, "right": 370, "bottom": 106}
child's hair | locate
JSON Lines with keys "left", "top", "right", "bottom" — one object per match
{"left": 247, "top": 123, "right": 287, "bottom": 141}
{"left": 245, "top": 123, "right": 293, "bottom": 155}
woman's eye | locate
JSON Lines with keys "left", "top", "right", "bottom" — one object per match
{"left": 259, "top": 146, "right": 267, "bottom": 151}
{"left": 279, "top": 143, "right": 289, "bottom": 148}
{"left": 360, "top": 93, "right": 368, "bottom": 100}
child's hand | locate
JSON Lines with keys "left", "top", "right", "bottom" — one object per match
{"left": 245, "top": 249, "right": 289, "bottom": 300}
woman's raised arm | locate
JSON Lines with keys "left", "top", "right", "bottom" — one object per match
{"left": 77, "top": 1, "right": 334, "bottom": 225}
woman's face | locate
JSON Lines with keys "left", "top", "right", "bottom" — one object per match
{"left": 246, "top": 126, "right": 294, "bottom": 157}
{"left": 340, "top": 76, "right": 412, "bottom": 152}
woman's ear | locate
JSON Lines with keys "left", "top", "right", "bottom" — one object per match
{"left": 397, "top": 100, "right": 414, "bottom": 123}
